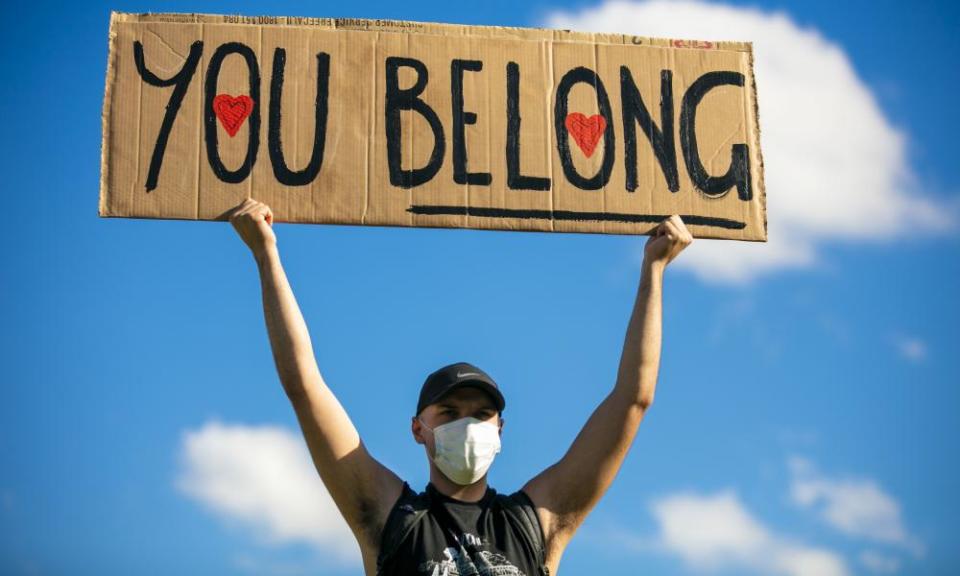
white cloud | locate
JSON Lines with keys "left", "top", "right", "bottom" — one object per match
{"left": 788, "top": 456, "right": 924, "bottom": 556}
{"left": 891, "top": 334, "right": 928, "bottom": 363}
{"left": 545, "top": 0, "right": 952, "bottom": 284}
{"left": 644, "top": 490, "right": 849, "bottom": 576}
{"left": 176, "top": 420, "right": 360, "bottom": 565}
{"left": 860, "top": 549, "right": 901, "bottom": 574}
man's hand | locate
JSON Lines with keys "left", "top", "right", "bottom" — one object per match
{"left": 226, "top": 198, "right": 276, "bottom": 259}
{"left": 644, "top": 215, "right": 693, "bottom": 268}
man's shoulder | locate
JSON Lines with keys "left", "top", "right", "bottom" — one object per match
{"left": 488, "top": 487, "right": 546, "bottom": 558}
{"left": 375, "top": 481, "right": 430, "bottom": 540}
{"left": 376, "top": 481, "right": 431, "bottom": 573}
{"left": 391, "top": 482, "right": 430, "bottom": 513}
{"left": 495, "top": 486, "right": 540, "bottom": 515}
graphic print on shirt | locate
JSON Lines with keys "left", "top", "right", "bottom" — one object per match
{"left": 417, "top": 532, "right": 525, "bottom": 576}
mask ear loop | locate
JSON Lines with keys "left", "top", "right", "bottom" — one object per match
{"left": 417, "top": 418, "right": 438, "bottom": 457}
{"left": 417, "top": 417, "right": 433, "bottom": 434}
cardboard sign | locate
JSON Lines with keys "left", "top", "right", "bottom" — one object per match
{"left": 100, "top": 13, "right": 767, "bottom": 240}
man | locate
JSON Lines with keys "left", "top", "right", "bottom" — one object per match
{"left": 226, "top": 198, "right": 692, "bottom": 575}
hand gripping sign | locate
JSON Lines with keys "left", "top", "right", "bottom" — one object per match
{"left": 100, "top": 13, "right": 767, "bottom": 240}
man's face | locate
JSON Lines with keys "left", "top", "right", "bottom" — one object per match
{"left": 412, "top": 386, "right": 503, "bottom": 457}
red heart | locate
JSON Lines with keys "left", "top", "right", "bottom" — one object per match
{"left": 565, "top": 113, "right": 607, "bottom": 158}
{"left": 213, "top": 94, "right": 254, "bottom": 137}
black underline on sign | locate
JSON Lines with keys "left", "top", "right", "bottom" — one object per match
{"left": 406, "top": 205, "right": 747, "bottom": 230}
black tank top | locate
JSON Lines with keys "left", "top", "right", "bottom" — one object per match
{"left": 377, "top": 482, "right": 547, "bottom": 576}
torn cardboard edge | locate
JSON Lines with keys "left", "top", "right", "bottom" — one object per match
{"left": 112, "top": 12, "right": 755, "bottom": 52}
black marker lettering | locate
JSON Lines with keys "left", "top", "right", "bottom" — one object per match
{"left": 506, "top": 62, "right": 550, "bottom": 191}
{"left": 554, "top": 67, "right": 615, "bottom": 190}
{"left": 407, "top": 204, "right": 746, "bottom": 230}
{"left": 384, "top": 57, "right": 445, "bottom": 188}
{"left": 133, "top": 40, "right": 203, "bottom": 192}
{"left": 204, "top": 42, "right": 261, "bottom": 184}
{"left": 268, "top": 49, "right": 330, "bottom": 186}
{"left": 680, "top": 71, "right": 752, "bottom": 200}
{"left": 621, "top": 67, "right": 678, "bottom": 193}
{"left": 451, "top": 59, "right": 490, "bottom": 186}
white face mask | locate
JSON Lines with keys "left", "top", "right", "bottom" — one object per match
{"left": 419, "top": 416, "right": 502, "bottom": 485}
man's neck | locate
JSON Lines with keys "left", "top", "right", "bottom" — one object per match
{"left": 429, "top": 466, "right": 489, "bottom": 502}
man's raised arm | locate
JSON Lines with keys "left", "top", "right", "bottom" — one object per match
{"left": 522, "top": 215, "right": 692, "bottom": 563}
{"left": 226, "top": 199, "right": 403, "bottom": 554}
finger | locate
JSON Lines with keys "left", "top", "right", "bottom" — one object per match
{"left": 669, "top": 215, "right": 689, "bottom": 237}
{"left": 232, "top": 200, "right": 255, "bottom": 217}
{"left": 252, "top": 204, "right": 269, "bottom": 218}
{"left": 228, "top": 208, "right": 252, "bottom": 223}
{"left": 240, "top": 201, "right": 267, "bottom": 219}
{"left": 670, "top": 220, "right": 690, "bottom": 242}
{"left": 223, "top": 203, "right": 248, "bottom": 221}
{"left": 669, "top": 216, "right": 693, "bottom": 242}
{"left": 655, "top": 218, "right": 672, "bottom": 235}
{"left": 233, "top": 209, "right": 253, "bottom": 222}
{"left": 233, "top": 198, "right": 257, "bottom": 215}
{"left": 663, "top": 219, "right": 681, "bottom": 240}
{"left": 249, "top": 200, "right": 271, "bottom": 214}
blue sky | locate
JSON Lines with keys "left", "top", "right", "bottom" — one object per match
{"left": 1, "top": 1, "right": 958, "bottom": 575}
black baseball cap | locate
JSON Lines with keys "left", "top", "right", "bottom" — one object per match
{"left": 416, "top": 362, "right": 506, "bottom": 416}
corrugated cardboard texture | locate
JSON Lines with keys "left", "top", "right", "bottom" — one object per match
{"left": 100, "top": 12, "right": 767, "bottom": 240}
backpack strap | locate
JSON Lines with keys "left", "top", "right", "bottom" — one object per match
{"left": 376, "top": 482, "right": 431, "bottom": 575}
{"left": 497, "top": 491, "right": 551, "bottom": 576}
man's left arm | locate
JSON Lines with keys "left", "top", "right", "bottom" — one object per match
{"left": 522, "top": 215, "right": 692, "bottom": 554}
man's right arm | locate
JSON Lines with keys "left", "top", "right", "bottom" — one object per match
{"left": 227, "top": 199, "right": 404, "bottom": 551}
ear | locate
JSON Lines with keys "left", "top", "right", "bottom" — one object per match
{"left": 411, "top": 416, "right": 426, "bottom": 445}
{"left": 498, "top": 416, "right": 505, "bottom": 436}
